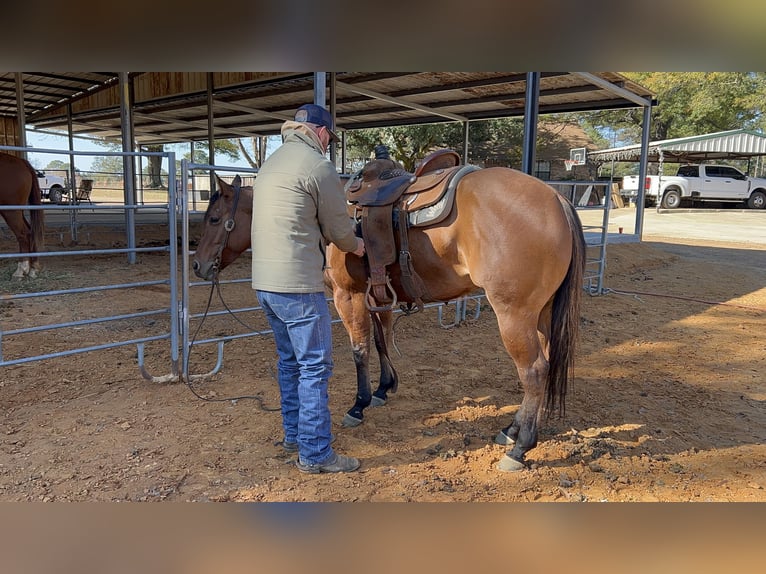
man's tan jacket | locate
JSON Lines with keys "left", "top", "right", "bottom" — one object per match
{"left": 251, "top": 121, "right": 358, "bottom": 293}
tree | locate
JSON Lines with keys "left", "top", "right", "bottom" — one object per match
{"left": 345, "top": 117, "right": 576, "bottom": 171}
{"left": 238, "top": 136, "right": 270, "bottom": 168}
{"left": 88, "top": 154, "right": 124, "bottom": 179}
{"left": 144, "top": 144, "right": 165, "bottom": 188}
{"left": 45, "top": 159, "right": 71, "bottom": 171}
{"left": 347, "top": 122, "right": 462, "bottom": 171}
{"left": 146, "top": 140, "right": 242, "bottom": 188}
{"left": 578, "top": 72, "right": 766, "bottom": 145}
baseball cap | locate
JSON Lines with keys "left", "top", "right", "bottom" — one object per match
{"left": 294, "top": 103, "right": 340, "bottom": 142}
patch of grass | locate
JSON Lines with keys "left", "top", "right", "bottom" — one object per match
{"left": 0, "top": 265, "right": 76, "bottom": 294}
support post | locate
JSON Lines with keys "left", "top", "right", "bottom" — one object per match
{"left": 14, "top": 73, "right": 27, "bottom": 157}
{"left": 329, "top": 72, "right": 337, "bottom": 166}
{"left": 67, "top": 103, "right": 78, "bottom": 242}
{"left": 462, "top": 121, "right": 470, "bottom": 164}
{"left": 119, "top": 72, "right": 137, "bottom": 264}
{"left": 635, "top": 104, "right": 652, "bottom": 237}
{"left": 521, "top": 72, "right": 540, "bottom": 175}
{"left": 207, "top": 73, "right": 216, "bottom": 194}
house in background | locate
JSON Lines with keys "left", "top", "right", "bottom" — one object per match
{"left": 479, "top": 120, "right": 597, "bottom": 181}
{"left": 533, "top": 121, "right": 596, "bottom": 181}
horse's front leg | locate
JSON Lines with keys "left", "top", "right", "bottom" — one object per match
{"left": 333, "top": 288, "right": 374, "bottom": 427}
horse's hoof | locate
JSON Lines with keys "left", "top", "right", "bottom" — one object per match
{"left": 371, "top": 396, "right": 386, "bottom": 407}
{"left": 494, "top": 430, "right": 516, "bottom": 446}
{"left": 497, "top": 454, "right": 525, "bottom": 472}
{"left": 342, "top": 413, "right": 363, "bottom": 427}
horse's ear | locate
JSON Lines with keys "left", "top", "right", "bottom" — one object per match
{"left": 232, "top": 175, "right": 241, "bottom": 188}
{"left": 215, "top": 174, "right": 233, "bottom": 198}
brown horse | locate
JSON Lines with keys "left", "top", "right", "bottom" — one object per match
{"left": 0, "top": 153, "right": 45, "bottom": 279}
{"left": 192, "top": 165, "right": 586, "bottom": 471}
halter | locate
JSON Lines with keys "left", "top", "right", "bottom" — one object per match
{"left": 211, "top": 176, "right": 243, "bottom": 278}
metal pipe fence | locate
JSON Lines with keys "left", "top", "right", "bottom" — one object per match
{"left": 2, "top": 151, "right": 610, "bottom": 380}
{"left": 0, "top": 145, "right": 180, "bottom": 380}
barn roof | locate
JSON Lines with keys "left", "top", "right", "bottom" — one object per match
{"left": 588, "top": 129, "right": 766, "bottom": 163}
{"left": 1, "top": 72, "right": 655, "bottom": 145}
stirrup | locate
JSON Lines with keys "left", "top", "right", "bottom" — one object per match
{"left": 364, "top": 277, "right": 398, "bottom": 312}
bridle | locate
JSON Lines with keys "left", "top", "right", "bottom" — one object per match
{"left": 210, "top": 175, "right": 243, "bottom": 280}
{"left": 203, "top": 176, "right": 257, "bottom": 333}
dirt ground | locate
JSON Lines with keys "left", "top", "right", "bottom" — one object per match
{"left": 1, "top": 220, "right": 765, "bottom": 502}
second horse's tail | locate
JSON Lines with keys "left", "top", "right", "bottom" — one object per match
{"left": 29, "top": 170, "right": 44, "bottom": 253}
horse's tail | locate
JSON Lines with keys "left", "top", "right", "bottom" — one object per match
{"left": 26, "top": 160, "right": 45, "bottom": 253}
{"left": 546, "top": 194, "right": 586, "bottom": 417}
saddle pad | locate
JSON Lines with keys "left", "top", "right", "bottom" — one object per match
{"left": 403, "top": 166, "right": 463, "bottom": 212}
{"left": 408, "top": 165, "right": 480, "bottom": 228}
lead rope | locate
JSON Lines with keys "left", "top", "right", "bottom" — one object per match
{"left": 184, "top": 177, "right": 279, "bottom": 411}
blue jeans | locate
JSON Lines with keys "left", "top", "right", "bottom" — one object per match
{"left": 255, "top": 290, "right": 335, "bottom": 465}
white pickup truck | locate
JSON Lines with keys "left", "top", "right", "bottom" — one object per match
{"left": 622, "top": 164, "right": 766, "bottom": 209}
{"left": 35, "top": 170, "right": 69, "bottom": 203}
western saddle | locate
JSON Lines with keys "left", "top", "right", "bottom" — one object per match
{"left": 345, "top": 147, "right": 479, "bottom": 313}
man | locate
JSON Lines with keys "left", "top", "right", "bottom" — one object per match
{"left": 251, "top": 103, "right": 365, "bottom": 474}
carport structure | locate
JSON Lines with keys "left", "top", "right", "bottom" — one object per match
{"left": 588, "top": 128, "right": 766, "bottom": 224}
{"left": 588, "top": 128, "right": 766, "bottom": 167}
{"left": 1, "top": 72, "right": 656, "bottom": 378}
{"left": 2, "top": 72, "right": 655, "bottom": 172}
{"left": 2, "top": 72, "right": 657, "bottom": 237}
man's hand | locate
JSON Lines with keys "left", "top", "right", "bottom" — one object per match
{"left": 352, "top": 237, "right": 365, "bottom": 257}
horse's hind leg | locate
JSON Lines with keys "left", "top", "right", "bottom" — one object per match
{"left": 12, "top": 260, "right": 31, "bottom": 279}
{"left": 28, "top": 259, "right": 42, "bottom": 278}
{"left": 1, "top": 211, "right": 33, "bottom": 280}
{"left": 492, "top": 307, "right": 550, "bottom": 472}
{"left": 371, "top": 309, "right": 399, "bottom": 406}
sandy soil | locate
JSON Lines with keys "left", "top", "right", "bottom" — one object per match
{"left": 0, "top": 222, "right": 764, "bottom": 502}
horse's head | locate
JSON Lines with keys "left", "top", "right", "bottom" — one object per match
{"left": 192, "top": 174, "right": 252, "bottom": 281}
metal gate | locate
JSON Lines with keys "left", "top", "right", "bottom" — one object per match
{"left": 0, "top": 146, "right": 181, "bottom": 381}
{"left": 547, "top": 179, "right": 613, "bottom": 295}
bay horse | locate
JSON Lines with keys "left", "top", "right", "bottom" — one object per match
{"left": 192, "top": 162, "right": 586, "bottom": 471}
{"left": 0, "top": 153, "right": 45, "bottom": 279}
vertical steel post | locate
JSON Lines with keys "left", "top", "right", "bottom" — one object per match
{"left": 14, "top": 73, "right": 26, "bottom": 156}
{"left": 314, "top": 72, "right": 327, "bottom": 107}
{"left": 636, "top": 104, "right": 652, "bottom": 237}
{"left": 181, "top": 159, "right": 191, "bottom": 381}
{"left": 341, "top": 131, "right": 347, "bottom": 174}
{"left": 166, "top": 151, "right": 179, "bottom": 374}
{"left": 521, "top": 72, "right": 540, "bottom": 175}
{"left": 462, "top": 121, "right": 470, "bottom": 164}
{"left": 67, "top": 103, "right": 78, "bottom": 243}
{"left": 119, "top": 72, "right": 137, "bottom": 264}
{"left": 207, "top": 73, "right": 216, "bottom": 191}
{"left": 329, "top": 72, "right": 337, "bottom": 166}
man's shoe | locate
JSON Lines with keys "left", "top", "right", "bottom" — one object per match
{"left": 296, "top": 453, "right": 360, "bottom": 474}
{"left": 282, "top": 433, "right": 335, "bottom": 453}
